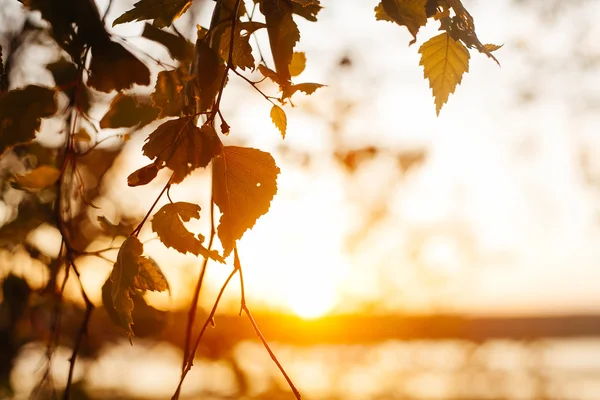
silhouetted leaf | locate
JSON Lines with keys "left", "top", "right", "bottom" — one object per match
{"left": 100, "top": 93, "right": 159, "bottom": 129}
{"left": 133, "top": 257, "right": 169, "bottom": 292}
{"left": 270, "top": 105, "right": 287, "bottom": 138}
{"left": 102, "top": 277, "right": 168, "bottom": 339}
{"left": 152, "top": 202, "right": 224, "bottom": 261}
{"left": 419, "top": 32, "right": 470, "bottom": 115}
{"left": 127, "top": 163, "right": 160, "bottom": 187}
{"left": 442, "top": 0, "right": 499, "bottom": 65}
{"left": 142, "top": 118, "right": 221, "bottom": 183}
{"left": 113, "top": 0, "right": 192, "bottom": 28}
{"left": 484, "top": 43, "right": 503, "bottom": 52}
{"left": 88, "top": 40, "right": 151, "bottom": 93}
{"left": 261, "top": 0, "right": 300, "bottom": 83}
{"left": 151, "top": 67, "right": 190, "bottom": 118}
{"left": 0, "top": 85, "right": 57, "bottom": 156}
{"left": 282, "top": 82, "right": 324, "bottom": 99}
{"left": 98, "top": 216, "right": 134, "bottom": 238}
{"left": 216, "top": 23, "right": 264, "bottom": 71}
{"left": 212, "top": 146, "right": 280, "bottom": 257}
{"left": 46, "top": 58, "right": 77, "bottom": 88}
{"left": 289, "top": 51, "right": 306, "bottom": 77}
{"left": 110, "top": 236, "right": 143, "bottom": 339}
{"left": 13, "top": 165, "right": 60, "bottom": 190}
{"left": 258, "top": 64, "right": 284, "bottom": 86}
{"left": 376, "top": 0, "right": 427, "bottom": 44}
{"left": 142, "top": 23, "right": 193, "bottom": 62}
{"left": 191, "top": 39, "right": 226, "bottom": 112}
{"left": 1, "top": 45, "right": 8, "bottom": 92}
{"left": 290, "top": 0, "right": 322, "bottom": 21}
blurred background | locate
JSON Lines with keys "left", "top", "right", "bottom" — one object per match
{"left": 2, "top": 0, "right": 600, "bottom": 399}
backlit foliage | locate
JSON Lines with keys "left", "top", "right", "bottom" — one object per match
{"left": 0, "top": 0, "right": 499, "bottom": 397}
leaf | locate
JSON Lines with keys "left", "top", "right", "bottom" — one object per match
{"left": 216, "top": 25, "right": 256, "bottom": 71}
{"left": 113, "top": 0, "right": 193, "bottom": 28}
{"left": 73, "top": 128, "right": 92, "bottom": 143}
{"left": 442, "top": 1, "right": 499, "bottom": 65}
{"left": 133, "top": 257, "right": 169, "bottom": 292}
{"left": 142, "top": 23, "right": 194, "bottom": 62}
{"left": 289, "top": 51, "right": 306, "bottom": 77}
{"left": 1, "top": 45, "right": 8, "bottom": 92}
{"left": 100, "top": 93, "right": 159, "bottom": 129}
{"left": 376, "top": 0, "right": 427, "bottom": 44}
{"left": 270, "top": 105, "right": 287, "bottom": 138}
{"left": 290, "top": 0, "right": 322, "bottom": 21}
{"left": 151, "top": 67, "right": 190, "bottom": 118}
{"left": 484, "top": 43, "right": 503, "bottom": 52}
{"left": 88, "top": 40, "right": 151, "bottom": 93}
{"left": 212, "top": 146, "right": 280, "bottom": 257}
{"left": 0, "top": 85, "right": 57, "bottom": 156}
{"left": 102, "top": 279, "right": 169, "bottom": 338}
{"left": 127, "top": 163, "right": 160, "bottom": 187}
{"left": 142, "top": 118, "right": 221, "bottom": 183}
{"left": 151, "top": 202, "right": 224, "bottom": 262}
{"left": 261, "top": 0, "right": 300, "bottom": 83}
{"left": 258, "top": 64, "right": 284, "bottom": 86}
{"left": 282, "top": 82, "right": 325, "bottom": 99}
{"left": 13, "top": 165, "right": 60, "bottom": 190}
{"left": 190, "top": 39, "right": 227, "bottom": 112}
{"left": 98, "top": 216, "right": 134, "bottom": 238}
{"left": 110, "top": 236, "right": 144, "bottom": 339}
{"left": 419, "top": 32, "right": 470, "bottom": 115}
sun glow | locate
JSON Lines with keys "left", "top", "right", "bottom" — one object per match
{"left": 233, "top": 170, "right": 348, "bottom": 320}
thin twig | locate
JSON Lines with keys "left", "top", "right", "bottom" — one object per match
{"left": 172, "top": 267, "right": 238, "bottom": 400}
{"left": 208, "top": 0, "right": 243, "bottom": 124}
{"left": 63, "top": 255, "right": 94, "bottom": 400}
{"left": 231, "top": 68, "right": 276, "bottom": 105}
{"left": 131, "top": 175, "right": 173, "bottom": 236}
{"left": 181, "top": 195, "right": 216, "bottom": 371}
{"left": 235, "top": 248, "right": 301, "bottom": 400}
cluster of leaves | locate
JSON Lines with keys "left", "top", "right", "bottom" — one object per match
{"left": 0, "top": 0, "right": 499, "bottom": 397}
{"left": 375, "top": 0, "right": 501, "bottom": 114}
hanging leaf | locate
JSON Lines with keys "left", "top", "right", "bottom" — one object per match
{"left": 98, "top": 216, "right": 135, "bottom": 238}
{"left": 212, "top": 146, "right": 280, "bottom": 257}
{"left": 441, "top": 1, "right": 499, "bottom": 65}
{"left": 142, "top": 118, "right": 221, "bottom": 183}
{"left": 113, "top": 0, "right": 193, "bottom": 28}
{"left": 290, "top": 0, "right": 322, "bottom": 21}
{"left": 127, "top": 163, "right": 160, "bottom": 187}
{"left": 289, "top": 51, "right": 306, "bottom": 77}
{"left": 282, "top": 82, "right": 325, "bottom": 99}
{"left": 216, "top": 25, "right": 257, "bottom": 71}
{"left": 375, "top": 0, "right": 427, "bottom": 44}
{"left": 270, "top": 105, "right": 287, "bottom": 138}
{"left": 419, "top": 32, "right": 470, "bottom": 115}
{"left": 133, "top": 257, "right": 169, "bottom": 292}
{"left": 0, "top": 85, "right": 57, "bottom": 156}
{"left": 151, "top": 67, "right": 190, "bottom": 118}
{"left": 102, "top": 279, "right": 169, "bottom": 338}
{"left": 258, "top": 64, "right": 284, "bottom": 86}
{"left": 484, "top": 43, "right": 503, "bottom": 52}
{"left": 260, "top": 0, "right": 300, "bottom": 83}
{"left": 151, "top": 202, "right": 224, "bottom": 262}
{"left": 100, "top": 93, "right": 159, "bottom": 129}
{"left": 190, "top": 39, "right": 227, "bottom": 112}
{"left": 110, "top": 236, "right": 144, "bottom": 340}
{"left": 1, "top": 45, "right": 8, "bottom": 92}
{"left": 13, "top": 165, "right": 60, "bottom": 190}
{"left": 88, "top": 40, "right": 151, "bottom": 93}
{"left": 141, "top": 23, "right": 194, "bottom": 63}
